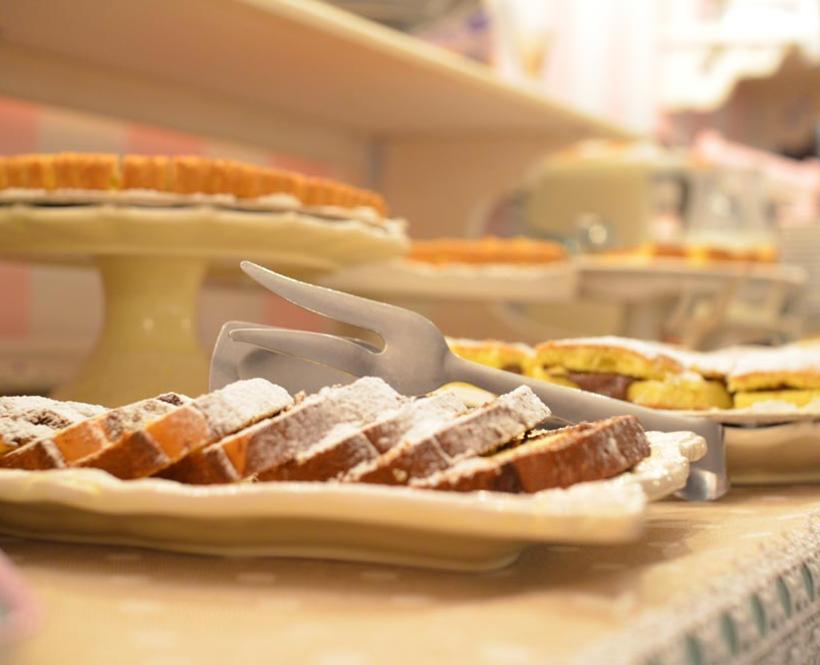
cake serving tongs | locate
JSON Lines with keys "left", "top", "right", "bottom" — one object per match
{"left": 212, "top": 261, "right": 727, "bottom": 501}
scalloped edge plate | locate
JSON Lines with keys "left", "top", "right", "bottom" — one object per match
{"left": 0, "top": 432, "right": 704, "bottom": 571}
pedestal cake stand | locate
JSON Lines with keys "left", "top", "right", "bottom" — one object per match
{"left": 0, "top": 203, "right": 407, "bottom": 405}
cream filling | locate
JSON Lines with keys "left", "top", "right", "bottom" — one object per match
{"left": 0, "top": 188, "right": 398, "bottom": 231}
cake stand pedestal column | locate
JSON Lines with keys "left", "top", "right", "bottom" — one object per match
{"left": 53, "top": 256, "right": 209, "bottom": 406}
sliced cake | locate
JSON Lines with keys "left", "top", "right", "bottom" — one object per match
{"left": 160, "top": 377, "right": 406, "bottom": 485}
{"left": 533, "top": 336, "right": 731, "bottom": 409}
{"left": 729, "top": 347, "right": 820, "bottom": 408}
{"left": 347, "top": 386, "right": 550, "bottom": 486}
{"left": 76, "top": 379, "right": 292, "bottom": 479}
{"left": 0, "top": 396, "right": 106, "bottom": 456}
{"left": 0, "top": 393, "right": 188, "bottom": 471}
{"left": 262, "top": 391, "right": 469, "bottom": 482}
{"left": 415, "top": 415, "right": 650, "bottom": 493}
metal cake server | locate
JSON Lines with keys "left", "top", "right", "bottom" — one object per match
{"left": 212, "top": 261, "right": 727, "bottom": 501}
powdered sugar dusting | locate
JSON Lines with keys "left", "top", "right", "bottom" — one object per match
{"left": 0, "top": 395, "right": 107, "bottom": 449}
{"left": 103, "top": 394, "right": 187, "bottom": 441}
{"left": 374, "top": 391, "right": 470, "bottom": 450}
{"left": 239, "top": 378, "right": 405, "bottom": 476}
{"left": 350, "top": 387, "right": 550, "bottom": 484}
{"left": 730, "top": 346, "right": 820, "bottom": 379}
{"left": 195, "top": 379, "right": 293, "bottom": 439}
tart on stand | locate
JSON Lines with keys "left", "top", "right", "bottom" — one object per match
{"left": 0, "top": 154, "right": 408, "bottom": 405}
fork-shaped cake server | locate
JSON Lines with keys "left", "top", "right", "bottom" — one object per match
{"left": 214, "top": 261, "right": 727, "bottom": 501}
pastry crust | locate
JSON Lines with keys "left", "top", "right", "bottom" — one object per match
{"left": 0, "top": 153, "right": 388, "bottom": 217}
{"left": 409, "top": 236, "right": 566, "bottom": 265}
{"left": 534, "top": 336, "right": 684, "bottom": 380}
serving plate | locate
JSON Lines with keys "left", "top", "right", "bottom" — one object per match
{"left": 0, "top": 431, "right": 704, "bottom": 571}
{"left": 657, "top": 403, "right": 820, "bottom": 484}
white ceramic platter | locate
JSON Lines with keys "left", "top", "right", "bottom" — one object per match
{"left": 0, "top": 203, "right": 409, "bottom": 274}
{"left": 0, "top": 431, "right": 704, "bottom": 571}
{"left": 671, "top": 404, "right": 820, "bottom": 426}
{"left": 656, "top": 403, "right": 820, "bottom": 484}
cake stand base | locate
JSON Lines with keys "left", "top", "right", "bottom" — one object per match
{"left": 53, "top": 256, "right": 209, "bottom": 406}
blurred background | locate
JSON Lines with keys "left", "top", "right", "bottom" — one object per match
{"left": 1, "top": 0, "right": 820, "bottom": 398}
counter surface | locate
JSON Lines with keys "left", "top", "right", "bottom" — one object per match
{"left": 5, "top": 486, "right": 819, "bottom": 664}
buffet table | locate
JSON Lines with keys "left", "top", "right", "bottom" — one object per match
{"left": 5, "top": 485, "right": 820, "bottom": 664}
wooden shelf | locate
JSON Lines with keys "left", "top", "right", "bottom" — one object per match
{"left": 0, "top": 0, "right": 632, "bottom": 141}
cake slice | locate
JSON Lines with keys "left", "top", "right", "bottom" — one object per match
{"left": 0, "top": 393, "right": 188, "bottom": 471}
{"left": 160, "top": 377, "right": 406, "bottom": 485}
{"left": 727, "top": 347, "right": 820, "bottom": 408}
{"left": 414, "top": 415, "right": 650, "bottom": 493}
{"left": 532, "top": 336, "right": 732, "bottom": 409}
{"left": 75, "top": 379, "right": 292, "bottom": 479}
{"left": 260, "top": 391, "right": 469, "bottom": 482}
{"left": 347, "top": 386, "right": 550, "bottom": 486}
{"left": 0, "top": 396, "right": 106, "bottom": 456}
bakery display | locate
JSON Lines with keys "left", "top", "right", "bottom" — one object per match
{"left": 0, "top": 153, "right": 388, "bottom": 223}
{"left": 0, "top": 376, "right": 657, "bottom": 494}
{"left": 449, "top": 336, "right": 820, "bottom": 411}
{"left": 408, "top": 236, "right": 566, "bottom": 265}
{"left": 447, "top": 336, "right": 820, "bottom": 412}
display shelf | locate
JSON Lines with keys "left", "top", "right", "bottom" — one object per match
{"left": 0, "top": 0, "right": 632, "bottom": 142}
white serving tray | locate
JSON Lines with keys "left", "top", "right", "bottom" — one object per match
{"left": 0, "top": 431, "right": 704, "bottom": 571}
{"left": 657, "top": 403, "right": 820, "bottom": 484}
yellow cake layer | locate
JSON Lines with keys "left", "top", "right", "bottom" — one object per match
{"left": 534, "top": 340, "right": 682, "bottom": 380}
{"left": 728, "top": 371, "right": 820, "bottom": 393}
{"left": 447, "top": 339, "right": 533, "bottom": 374}
{"left": 734, "top": 389, "right": 820, "bottom": 409}
{"left": 0, "top": 153, "right": 388, "bottom": 215}
{"left": 627, "top": 379, "right": 732, "bottom": 410}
